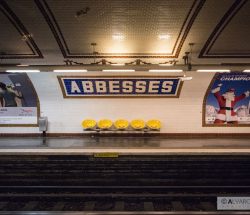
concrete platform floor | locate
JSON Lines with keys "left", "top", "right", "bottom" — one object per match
{"left": 0, "top": 137, "right": 250, "bottom": 155}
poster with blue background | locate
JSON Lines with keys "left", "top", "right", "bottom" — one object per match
{"left": 0, "top": 73, "right": 39, "bottom": 126}
{"left": 204, "top": 72, "right": 250, "bottom": 126}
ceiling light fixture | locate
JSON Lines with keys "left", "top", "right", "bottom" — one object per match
{"left": 243, "top": 70, "right": 250, "bottom": 73}
{"left": 112, "top": 34, "right": 125, "bottom": 41}
{"left": 6, "top": 70, "right": 40, "bottom": 73}
{"left": 53, "top": 70, "right": 87, "bottom": 73}
{"left": 21, "top": 34, "right": 33, "bottom": 41}
{"left": 158, "top": 34, "right": 171, "bottom": 40}
{"left": 102, "top": 69, "right": 135, "bottom": 72}
{"left": 148, "top": 69, "right": 183, "bottom": 73}
{"left": 197, "top": 69, "right": 230, "bottom": 73}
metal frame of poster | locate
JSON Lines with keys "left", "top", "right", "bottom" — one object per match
{"left": 203, "top": 72, "right": 250, "bottom": 127}
{"left": 57, "top": 76, "right": 183, "bottom": 98}
{"left": 0, "top": 73, "right": 40, "bottom": 127}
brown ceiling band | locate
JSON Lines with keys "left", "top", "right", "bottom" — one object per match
{"left": 199, "top": 0, "right": 249, "bottom": 58}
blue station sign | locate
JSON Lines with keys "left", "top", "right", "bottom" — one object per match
{"left": 58, "top": 76, "right": 183, "bottom": 98}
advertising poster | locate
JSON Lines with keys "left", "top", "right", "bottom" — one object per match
{"left": 0, "top": 73, "right": 39, "bottom": 126}
{"left": 203, "top": 72, "right": 250, "bottom": 126}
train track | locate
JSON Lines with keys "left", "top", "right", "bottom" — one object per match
{"left": 0, "top": 155, "right": 250, "bottom": 214}
{"left": 0, "top": 212, "right": 249, "bottom": 215}
{"left": 0, "top": 212, "right": 250, "bottom": 215}
{"left": 0, "top": 188, "right": 248, "bottom": 214}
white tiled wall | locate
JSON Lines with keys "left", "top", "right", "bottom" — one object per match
{"left": 1, "top": 72, "right": 250, "bottom": 133}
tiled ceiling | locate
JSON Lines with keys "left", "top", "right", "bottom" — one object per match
{"left": 0, "top": 0, "right": 249, "bottom": 65}
{"left": 36, "top": 0, "right": 202, "bottom": 58}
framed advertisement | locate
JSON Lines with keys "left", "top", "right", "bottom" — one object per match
{"left": 0, "top": 73, "right": 40, "bottom": 127}
{"left": 203, "top": 72, "right": 250, "bottom": 127}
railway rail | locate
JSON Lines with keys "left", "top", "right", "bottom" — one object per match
{"left": 0, "top": 212, "right": 250, "bottom": 215}
{"left": 0, "top": 155, "right": 250, "bottom": 214}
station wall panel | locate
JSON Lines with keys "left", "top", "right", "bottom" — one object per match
{"left": 0, "top": 72, "right": 249, "bottom": 134}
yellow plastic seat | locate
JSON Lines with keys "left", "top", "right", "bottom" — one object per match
{"left": 98, "top": 119, "right": 113, "bottom": 129}
{"left": 146, "top": 119, "right": 161, "bottom": 130}
{"left": 81, "top": 119, "right": 96, "bottom": 129}
{"left": 131, "top": 119, "right": 145, "bottom": 130}
{"left": 114, "top": 119, "right": 129, "bottom": 130}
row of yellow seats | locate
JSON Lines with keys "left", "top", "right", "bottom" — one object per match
{"left": 82, "top": 119, "right": 161, "bottom": 130}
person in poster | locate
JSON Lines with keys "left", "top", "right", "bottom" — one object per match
{"left": 0, "top": 82, "right": 23, "bottom": 107}
{"left": 211, "top": 84, "right": 249, "bottom": 124}
{"left": 205, "top": 72, "right": 250, "bottom": 125}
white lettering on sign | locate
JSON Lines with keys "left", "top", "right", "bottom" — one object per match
{"left": 59, "top": 77, "right": 182, "bottom": 97}
{"left": 82, "top": 81, "right": 94, "bottom": 93}
{"left": 122, "top": 81, "right": 133, "bottom": 93}
{"left": 96, "top": 81, "right": 107, "bottom": 93}
{"left": 109, "top": 81, "right": 120, "bottom": 93}
{"left": 71, "top": 81, "right": 81, "bottom": 93}
{"left": 136, "top": 81, "right": 146, "bottom": 93}
{"left": 162, "top": 81, "right": 173, "bottom": 93}
{"left": 148, "top": 81, "right": 160, "bottom": 93}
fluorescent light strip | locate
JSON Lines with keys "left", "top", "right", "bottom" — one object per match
{"left": 102, "top": 69, "right": 135, "bottom": 72}
{"left": 6, "top": 70, "right": 40, "bottom": 73}
{"left": 243, "top": 70, "right": 250, "bottom": 73}
{"left": 149, "top": 69, "right": 183, "bottom": 72}
{"left": 197, "top": 69, "right": 230, "bottom": 73}
{"left": 53, "top": 70, "right": 87, "bottom": 73}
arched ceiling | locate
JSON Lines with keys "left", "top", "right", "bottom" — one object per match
{"left": 0, "top": 0, "right": 250, "bottom": 66}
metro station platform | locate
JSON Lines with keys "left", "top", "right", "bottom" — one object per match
{"left": 0, "top": 137, "right": 250, "bottom": 155}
